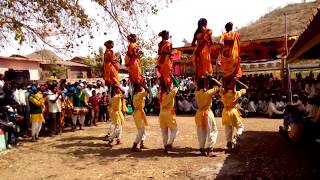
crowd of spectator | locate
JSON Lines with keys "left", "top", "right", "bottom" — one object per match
{"left": 0, "top": 74, "right": 116, "bottom": 149}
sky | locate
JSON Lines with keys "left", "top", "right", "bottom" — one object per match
{"left": 0, "top": 0, "right": 316, "bottom": 59}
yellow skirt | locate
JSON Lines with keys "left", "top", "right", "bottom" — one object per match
{"left": 133, "top": 109, "right": 148, "bottom": 128}
{"left": 30, "top": 113, "right": 45, "bottom": 123}
{"left": 222, "top": 107, "right": 243, "bottom": 126}
{"left": 159, "top": 110, "right": 177, "bottom": 129}
{"left": 111, "top": 111, "right": 125, "bottom": 125}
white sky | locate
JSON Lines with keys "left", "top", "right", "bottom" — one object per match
{"left": 0, "top": 0, "right": 315, "bottom": 58}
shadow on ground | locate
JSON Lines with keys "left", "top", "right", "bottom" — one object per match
{"left": 54, "top": 135, "right": 200, "bottom": 159}
{"left": 215, "top": 131, "right": 320, "bottom": 179}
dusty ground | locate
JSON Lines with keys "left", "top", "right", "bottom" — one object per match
{"left": 0, "top": 116, "right": 319, "bottom": 179}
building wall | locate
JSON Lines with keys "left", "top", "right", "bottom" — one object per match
{"left": 0, "top": 59, "right": 41, "bottom": 80}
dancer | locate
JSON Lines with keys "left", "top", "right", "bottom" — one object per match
{"left": 69, "top": 86, "right": 88, "bottom": 130}
{"left": 219, "top": 22, "right": 242, "bottom": 81}
{"left": 29, "top": 86, "right": 46, "bottom": 142}
{"left": 126, "top": 34, "right": 144, "bottom": 86}
{"left": 107, "top": 86, "right": 125, "bottom": 146}
{"left": 159, "top": 78, "right": 179, "bottom": 153}
{"left": 192, "top": 18, "right": 214, "bottom": 81}
{"left": 220, "top": 79, "right": 248, "bottom": 152}
{"left": 195, "top": 77, "right": 221, "bottom": 156}
{"left": 131, "top": 83, "right": 150, "bottom": 152}
{"left": 157, "top": 30, "right": 173, "bottom": 89}
{"left": 103, "top": 40, "right": 120, "bottom": 93}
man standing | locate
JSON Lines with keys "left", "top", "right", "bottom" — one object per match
{"left": 47, "top": 86, "right": 63, "bottom": 135}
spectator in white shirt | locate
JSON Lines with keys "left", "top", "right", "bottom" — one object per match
{"left": 248, "top": 98, "right": 257, "bottom": 113}
{"left": 47, "top": 86, "right": 63, "bottom": 135}
{"left": 85, "top": 84, "right": 94, "bottom": 98}
{"left": 0, "top": 74, "right": 5, "bottom": 106}
{"left": 268, "top": 97, "right": 284, "bottom": 118}
{"left": 292, "top": 94, "right": 304, "bottom": 112}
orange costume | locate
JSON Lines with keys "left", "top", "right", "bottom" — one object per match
{"left": 157, "top": 40, "right": 173, "bottom": 88}
{"left": 219, "top": 32, "right": 242, "bottom": 80}
{"left": 103, "top": 49, "right": 120, "bottom": 86}
{"left": 193, "top": 28, "right": 213, "bottom": 80}
{"left": 126, "top": 43, "right": 144, "bottom": 84}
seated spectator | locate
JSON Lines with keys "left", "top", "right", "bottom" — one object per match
{"left": 248, "top": 97, "right": 257, "bottom": 116}
{"left": 267, "top": 97, "right": 284, "bottom": 118}
{"left": 0, "top": 106, "right": 21, "bottom": 148}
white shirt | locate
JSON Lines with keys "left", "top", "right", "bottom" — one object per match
{"left": 95, "top": 86, "right": 106, "bottom": 94}
{"left": 268, "top": 102, "right": 283, "bottom": 117}
{"left": 183, "top": 99, "right": 192, "bottom": 112}
{"left": 248, "top": 101, "right": 257, "bottom": 113}
{"left": 47, "top": 92, "right": 62, "bottom": 113}
{"left": 18, "top": 89, "right": 27, "bottom": 106}
{"left": 150, "top": 85, "right": 158, "bottom": 98}
{"left": 85, "top": 88, "right": 94, "bottom": 98}
{"left": 121, "top": 85, "right": 130, "bottom": 98}
{"left": 0, "top": 80, "right": 4, "bottom": 99}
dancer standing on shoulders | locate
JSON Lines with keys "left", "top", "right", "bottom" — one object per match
{"left": 159, "top": 76, "right": 179, "bottom": 153}
{"left": 103, "top": 40, "right": 120, "bottom": 94}
{"left": 157, "top": 30, "right": 173, "bottom": 90}
{"left": 192, "top": 18, "right": 214, "bottom": 81}
{"left": 218, "top": 22, "right": 242, "bottom": 81}
{"left": 126, "top": 34, "right": 144, "bottom": 86}
{"left": 220, "top": 78, "right": 248, "bottom": 153}
{"left": 131, "top": 83, "right": 150, "bottom": 152}
{"left": 195, "top": 77, "right": 221, "bottom": 156}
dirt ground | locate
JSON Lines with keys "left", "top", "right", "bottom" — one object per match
{"left": 0, "top": 116, "right": 319, "bottom": 179}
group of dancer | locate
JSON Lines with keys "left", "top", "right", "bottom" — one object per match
{"left": 103, "top": 18, "right": 248, "bottom": 156}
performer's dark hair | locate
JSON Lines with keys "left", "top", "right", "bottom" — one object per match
{"left": 225, "top": 22, "right": 233, "bottom": 32}
{"left": 127, "top": 34, "right": 137, "bottom": 42}
{"left": 104, "top": 40, "right": 113, "bottom": 47}
{"left": 158, "top": 30, "right": 169, "bottom": 37}
{"left": 192, "top": 18, "right": 207, "bottom": 46}
{"left": 197, "top": 78, "right": 205, "bottom": 90}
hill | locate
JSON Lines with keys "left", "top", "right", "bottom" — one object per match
{"left": 238, "top": 1, "right": 320, "bottom": 40}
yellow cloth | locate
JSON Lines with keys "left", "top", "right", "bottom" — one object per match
{"left": 133, "top": 91, "right": 148, "bottom": 128}
{"left": 159, "top": 87, "right": 178, "bottom": 129}
{"left": 221, "top": 89, "right": 246, "bottom": 126}
{"left": 122, "top": 98, "right": 128, "bottom": 113}
{"left": 195, "top": 87, "right": 219, "bottom": 128}
{"left": 29, "top": 92, "right": 46, "bottom": 123}
{"left": 111, "top": 94, "right": 125, "bottom": 125}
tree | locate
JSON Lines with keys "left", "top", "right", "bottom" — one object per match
{"left": 0, "top": 0, "right": 172, "bottom": 53}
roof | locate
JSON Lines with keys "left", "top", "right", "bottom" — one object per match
{"left": 40, "top": 60, "right": 88, "bottom": 67}
{"left": 288, "top": 8, "right": 320, "bottom": 62}
{"left": 0, "top": 56, "right": 41, "bottom": 62}
{"left": 173, "top": 36, "right": 296, "bottom": 64}
{"left": 25, "top": 49, "right": 88, "bottom": 67}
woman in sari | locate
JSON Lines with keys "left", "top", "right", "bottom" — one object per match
{"left": 157, "top": 30, "right": 173, "bottom": 90}
{"left": 126, "top": 34, "right": 144, "bottom": 85}
{"left": 219, "top": 22, "right": 242, "bottom": 81}
{"left": 103, "top": 40, "right": 120, "bottom": 87}
{"left": 192, "top": 18, "right": 213, "bottom": 81}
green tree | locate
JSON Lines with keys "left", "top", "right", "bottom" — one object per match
{"left": 83, "top": 47, "right": 104, "bottom": 78}
{"left": 0, "top": 0, "right": 172, "bottom": 52}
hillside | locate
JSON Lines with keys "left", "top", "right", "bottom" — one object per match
{"left": 238, "top": 1, "right": 320, "bottom": 40}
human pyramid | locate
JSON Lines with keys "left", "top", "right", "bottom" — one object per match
{"left": 103, "top": 18, "right": 248, "bottom": 156}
